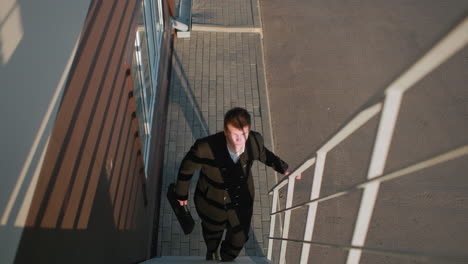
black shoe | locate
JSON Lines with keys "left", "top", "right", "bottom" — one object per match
{"left": 206, "top": 251, "right": 220, "bottom": 261}
{"left": 220, "top": 255, "right": 235, "bottom": 262}
{"left": 220, "top": 252, "right": 235, "bottom": 262}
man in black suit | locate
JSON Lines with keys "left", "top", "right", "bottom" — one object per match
{"left": 174, "top": 107, "right": 299, "bottom": 261}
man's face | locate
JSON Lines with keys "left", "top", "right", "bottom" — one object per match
{"left": 224, "top": 123, "right": 249, "bottom": 152}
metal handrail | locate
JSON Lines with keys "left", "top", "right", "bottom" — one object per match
{"left": 268, "top": 157, "right": 316, "bottom": 194}
{"left": 270, "top": 144, "right": 468, "bottom": 217}
{"left": 268, "top": 102, "right": 383, "bottom": 195}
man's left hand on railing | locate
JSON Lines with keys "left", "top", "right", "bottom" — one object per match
{"left": 285, "top": 169, "right": 302, "bottom": 180}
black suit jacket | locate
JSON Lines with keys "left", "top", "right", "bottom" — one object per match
{"left": 174, "top": 131, "right": 288, "bottom": 226}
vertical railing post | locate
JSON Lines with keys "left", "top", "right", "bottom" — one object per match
{"left": 267, "top": 189, "right": 279, "bottom": 260}
{"left": 300, "top": 152, "right": 326, "bottom": 264}
{"left": 279, "top": 176, "right": 296, "bottom": 264}
{"left": 346, "top": 91, "right": 402, "bottom": 264}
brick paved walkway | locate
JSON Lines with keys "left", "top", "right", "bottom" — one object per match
{"left": 157, "top": 0, "right": 281, "bottom": 259}
{"left": 192, "top": 0, "right": 261, "bottom": 28}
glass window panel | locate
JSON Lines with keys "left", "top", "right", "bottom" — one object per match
{"left": 130, "top": 0, "right": 165, "bottom": 176}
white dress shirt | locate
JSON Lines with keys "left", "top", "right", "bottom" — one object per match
{"left": 227, "top": 144, "right": 245, "bottom": 163}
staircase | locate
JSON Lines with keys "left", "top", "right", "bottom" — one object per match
{"left": 141, "top": 256, "right": 270, "bottom": 263}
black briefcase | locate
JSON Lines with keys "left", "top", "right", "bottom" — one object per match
{"left": 166, "top": 183, "right": 195, "bottom": 235}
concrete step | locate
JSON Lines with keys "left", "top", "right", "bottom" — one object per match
{"left": 140, "top": 256, "right": 271, "bottom": 264}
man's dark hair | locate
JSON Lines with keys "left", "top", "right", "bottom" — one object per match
{"left": 224, "top": 107, "right": 251, "bottom": 130}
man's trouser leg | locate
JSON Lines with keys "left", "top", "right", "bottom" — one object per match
{"left": 220, "top": 208, "right": 250, "bottom": 261}
{"left": 201, "top": 221, "right": 225, "bottom": 253}
{"left": 220, "top": 223, "right": 248, "bottom": 261}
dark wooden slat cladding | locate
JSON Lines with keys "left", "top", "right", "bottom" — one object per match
{"left": 60, "top": 0, "right": 101, "bottom": 102}
{"left": 126, "top": 163, "right": 141, "bottom": 230}
{"left": 46, "top": 0, "right": 137, "bottom": 229}
{"left": 119, "top": 153, "right": 138, "bottom": 229}
{"left": 111, "top": 102, "right": 133, "bottom": 203}
{"left": 15, "top": 0, "right": 174, "bottom": 262}
{"left": 77, "top": 67, "right": 132, "bottom": 229}
{"left": 113, "top": 121, "right": 136, "bottom": 224}
{"left": 26, "top": 0, "right": 116, "bottom": 228}
{"left": 60, "top": 0, "right": 134, "bottom": 230}
{"left": 43, "top": 0, "right": 133, "bottom": 226}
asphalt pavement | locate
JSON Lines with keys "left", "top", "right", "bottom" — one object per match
{"left": 260, "top": 1, "right": 468, "bottom": 263}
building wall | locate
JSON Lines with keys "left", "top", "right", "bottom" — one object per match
{"left": 1, "top": 0, "right": 174, "bottom": 263}
{"left": 0, "top": 1, "right": 92, "bottom": 263}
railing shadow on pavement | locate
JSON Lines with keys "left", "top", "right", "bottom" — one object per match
{"left": 266, "top": 16, "right": 468, "bottom": 264}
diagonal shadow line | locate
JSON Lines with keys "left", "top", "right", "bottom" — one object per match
{"left": 172, "top": 49, "right": 209, "bottom": 137}
{"left": 33, "top": 0, "right": 106, "bottom": 228}
{"left": 57, "top": 0, "right": 132, "bottom": 229}
{"left": 246, "top": 227, "right": 266, "bottom": 258}
{"left": 0, "top": 2, "right": 20, "bottom": 29}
